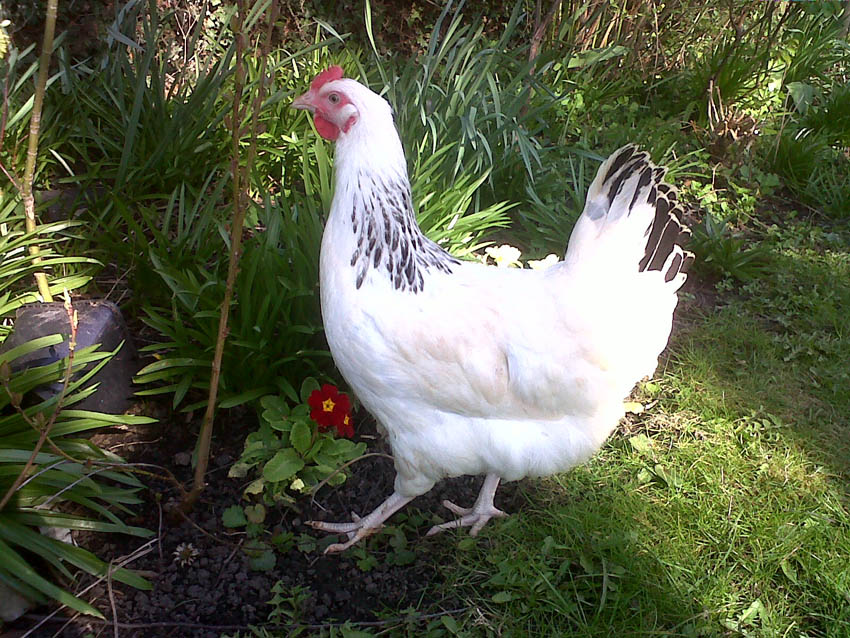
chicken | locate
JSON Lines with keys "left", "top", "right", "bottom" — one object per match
{"left": 292, "top": 66, "right": 692, "bottom": 553}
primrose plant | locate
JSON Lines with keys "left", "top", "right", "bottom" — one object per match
{"left": 229, "top": 378, "right": 366, "bottom": 505}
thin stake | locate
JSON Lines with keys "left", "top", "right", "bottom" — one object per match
{"left": 21, "top": 0, "right": 60, "bottom": 302}
{"left": 181, "top": 0, "right": 278, "bottom": 511}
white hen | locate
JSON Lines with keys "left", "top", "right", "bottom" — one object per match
{"left": 293, "top": 66, "right": 692, "bottom": 553}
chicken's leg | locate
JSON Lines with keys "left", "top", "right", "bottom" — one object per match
{"left": 427, "top": 473, "right": 507, "bottom": 537}
{"left": 308, "top": 491, "right": 414, "bottom": 553}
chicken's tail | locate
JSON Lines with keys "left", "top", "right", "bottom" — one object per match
{"left": 564, "top": 144, "right": 693, "bottom": 288}
{"left": 562, "top": 145, "right": 693, "bottom": 386}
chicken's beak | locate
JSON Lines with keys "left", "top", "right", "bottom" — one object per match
{"left": 292, "top": 91, "right": 315, "bottom": 112}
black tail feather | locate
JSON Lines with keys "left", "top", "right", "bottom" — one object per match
{"left": 604, "top": 146, "right": 693, "bottom": 280}
{"left": 577, "top": 144, "right": 694, "bottom": 285}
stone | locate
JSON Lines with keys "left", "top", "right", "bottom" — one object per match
{"left": 0, "top": 581, "right": 34, "bottom": 623}
{"left": 0, "top": 300, "right": 139, "bottom": 414}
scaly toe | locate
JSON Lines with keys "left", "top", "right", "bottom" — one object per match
{"left": 442, "top": 499, "right": 472, "bottom": 517}
{"left": 322, "top": 525, "right": 382, "bottom": 553}
{"left": 470, "top": 510, "right": 504, "bottom": 536}
{"left": 307, "top": 518, "right": 361, "bottom": 534}
{"left": 426, "top": 506, "right": 507, "bottom": 537}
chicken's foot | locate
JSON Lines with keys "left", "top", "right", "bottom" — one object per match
{"left": 307, "top": 491, "right": 414, "bottom": 553}
{"left": 427, "top": 473, "right": 507, "bottom": 537}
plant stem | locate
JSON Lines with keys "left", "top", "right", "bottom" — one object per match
{"left": 529, "top": 0, "right": 561, "bottom": 70}
{"left": 21, "top": 0, "right": 59, "bottom": 303}
{"left": 842, "top": 0, "right": 850, "bottom": 38}
{"left": 182, "top": 0, "right": 278, "bottom": 511}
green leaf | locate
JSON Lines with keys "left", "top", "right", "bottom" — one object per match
{"left": 0, "top": 334, "right": 64, "bottom": 365}
{"left": 629, "top": 434, "right": 653, "bottom": 454}
{"left": 222, "top": 505, "right": 248, "bottom": 528}
{"left": 299, "top": 377, "right": 320, "bottom": 403}
{"left": 262, "top": 449, "right": 305, "bottom": 482}
{"left": 218, "top": 387, "right": 270, "bottom": 409}
{"left": 244, "top": 478, "right": 265, "bottom": 495}
{"left": 492, "top": 591, "right": 514, "bottom": 603}
{"left": 0, "top": 538, "right": 104, "bottom": 618}
{"left": 249, "top": 548, "right": 276, "bottom": 572}
{"left": 6, "top": 512, "right": 151, "bottom": 537}
{"left": 780, "top": 559, "right": 798, "bottom": 584}
{"left": 787, "top": 82, "right": 815, "bottom": 115}
{"left": 653, "top": 464, "right": 683, "bottom": 489}
{"left": 457, "top": 537, "right": 477, "bottom": 551}
{"left": 441, "top": 615, "right": 460, "bottom": 634}
{"left": 276, "top": 377, "right": 299, "bottom": 404}
{"left": 244, "top": 504, "right": 266, "bottom": 524}
{"left": 390, "top": 549, "right": 416, "bottom": 566}
{"left": 289, "top": 419, "right": 312, "bottom": 454}
{"left": 228, "top": 462, "right": 252, "bottom": 479}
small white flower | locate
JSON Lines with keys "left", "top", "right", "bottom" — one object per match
{"left": 485, "top": 244, "right": 523, "bottom": 268}
{"left": 527, "top": 254, "right": 559, "bottom": 270}
{"left": 173, "top": 542, "right": 200, "bottom": 567}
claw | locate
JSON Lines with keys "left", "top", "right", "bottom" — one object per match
{"left": 426, "top": 474, "right": 507, "bottom": 537}
{"left": 426, "top": 500, "right": 506, "bottom": 536}
{"left": 306, "top": 491, "right": 414, "bottom": 552}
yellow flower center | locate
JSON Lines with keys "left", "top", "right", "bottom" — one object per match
{"left": 343, "top": 415, "right": 350, "bottom": 425}
{"left": 322, "top": 397, "right": 336, "bottom": 412}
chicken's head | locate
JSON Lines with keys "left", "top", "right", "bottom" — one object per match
{"left": 293, "top": 66, "right": 397, "bottom": 146}
{"left": 292, "top": 66, "right": 360, "bottom": 141}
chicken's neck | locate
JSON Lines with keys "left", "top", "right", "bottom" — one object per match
{"left": 334, "top": 159, "right": 458, "bottom": 294}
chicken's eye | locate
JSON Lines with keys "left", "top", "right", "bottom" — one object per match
{"left": 328, "top": 93, "right": 340, "bottom": 105}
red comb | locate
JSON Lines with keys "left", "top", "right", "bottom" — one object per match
{"left": 311, "top": 66, "right": 344, "bottom": 91}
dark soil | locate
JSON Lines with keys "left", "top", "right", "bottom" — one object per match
{"left": 9, "top": 410, "right": 522, "bottom": 638}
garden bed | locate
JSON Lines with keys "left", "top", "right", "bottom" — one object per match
{"left": 11, "top": 411, "right": 524, "bottom": 637}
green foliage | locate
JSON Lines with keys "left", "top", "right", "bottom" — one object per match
{"left": 54, "top": 10, "right": 332, "bottom": 409}
{"left": 0, "top": 336, "right": 154, "bottom": 617}
{"left": 801, "top": 81, "right": 850, "bottom": 146}
{"left": 511, "top": 149, "right": 594, "bottom": 256}
{"left": 133, "top": 193, "right": 326, "bottom": 409}
{"left": 56, "top": 3, "right": 232, "bottom": 203}
{"left": 227, "top": 378, "right": 366, "bottom": 503}
{"left": 780, "top": 4, "right": 847, "bottom": 87}
{"left": 359, "top": 1, "right": 560, "bottom": 235}
{"left": 767, "top": 130, "right": 850, "bottom": 219}
{"left": 221, "top": 378, "right": 365, "bottom": 573}
{"left": 364, "top": 2, "right": 544, "bottom": 182}
{"left": 0, "top": 211, "right": 96, "bottom": 338}
{"left": 689, "top": 213, "right": 771, "bottom": 281}
{"left": 0, "top": 33, "right": 152, "bottom": 617}
{"left": 0, "top": 38, "right": 73, "bottom": 184}
{"left": 266, "top": 581, "right": 311, "bottom": 624}
{"left": 413, "top": 151, "right": 513, "bottom": 258}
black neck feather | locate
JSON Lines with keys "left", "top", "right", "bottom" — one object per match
{"left": 349, "top": 171, "right": 458, "bottom": 292}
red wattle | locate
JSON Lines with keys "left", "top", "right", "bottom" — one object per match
{"left": 314, "top": 114, "right": 340, "bottom": 141}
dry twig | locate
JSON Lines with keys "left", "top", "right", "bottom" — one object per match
{"left": 182, "top": 0, "right": 280, "bottom": 513}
